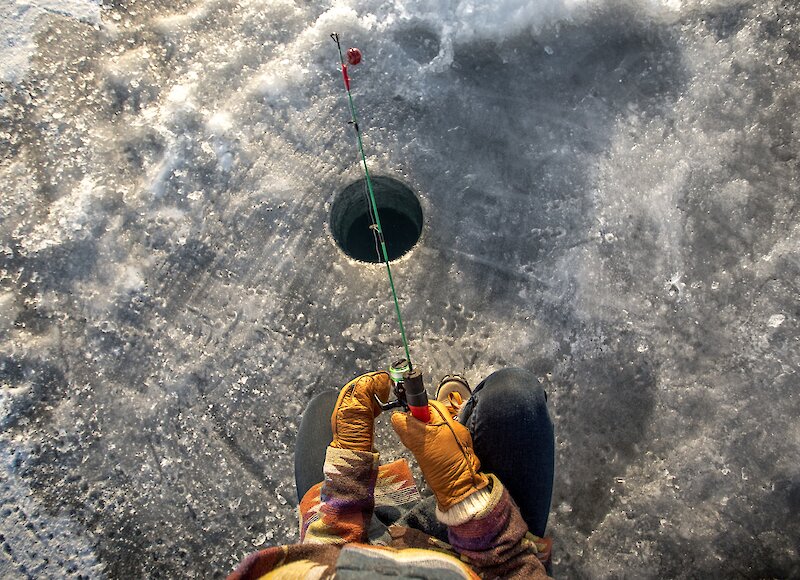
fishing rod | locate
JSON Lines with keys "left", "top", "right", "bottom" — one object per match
{"left": 330, "top": 32, "right": 429, "bottom": 423}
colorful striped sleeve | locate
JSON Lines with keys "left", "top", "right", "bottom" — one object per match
{"left": 444, "top": 475, "right": 551, "bottom": 578}
{"left": 301, "top": 446, "right": 379, "bottom": 545}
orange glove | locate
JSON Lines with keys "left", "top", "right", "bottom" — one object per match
{"left": 330, "top": 371, "right": 393, "bottom": 452}
{"left": 391, "top": 400, "right": 489, "bottom": 510}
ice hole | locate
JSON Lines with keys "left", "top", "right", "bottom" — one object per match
{"left": 330, "top": 176, "right": 423, "bottom": 263}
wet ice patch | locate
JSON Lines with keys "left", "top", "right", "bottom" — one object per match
{"left": 0, "top": 0, "right": 100, "bottom": 82}
{"left": 345, "top": 0, "right": 726, "bottom": 73}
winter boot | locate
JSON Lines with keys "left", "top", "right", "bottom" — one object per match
{"left": 435, "top": 374, "right": 471, "bottom": 418}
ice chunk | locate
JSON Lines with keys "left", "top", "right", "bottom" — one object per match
{"left": 768, "top": 314, "right": 785, "bottom": 328}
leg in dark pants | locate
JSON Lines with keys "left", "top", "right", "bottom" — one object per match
{"left": 294, "top": 390, "right": 338, "bottom": 502}
{"left": 458, "top": 368, "right": 555, "bottom": 537}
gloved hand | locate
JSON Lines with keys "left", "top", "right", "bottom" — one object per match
{"left": 391, "top": 400, "right": 489, "bottom": 511}
{"left": 330, "top": 371, "right": 393, "bottom": 452}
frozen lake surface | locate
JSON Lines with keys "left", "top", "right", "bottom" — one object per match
{"left": 1, "top": 0, "right": 799, "bottom": 577}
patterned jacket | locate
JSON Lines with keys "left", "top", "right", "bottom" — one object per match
{"left": 229, "top": 446, "right": 552, "bottom": 579}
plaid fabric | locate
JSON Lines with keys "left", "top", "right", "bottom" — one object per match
{"left": 302, "top": 447, "right": 379, "bottom": 544}
{"left": 300, "top": 448, "right": 421, "bottom": 544}
{"left": 374, "top": 458, "right": 422, "bottom": 508}
{"left": 230, "top": 448, "right": 551, "bottom": 579}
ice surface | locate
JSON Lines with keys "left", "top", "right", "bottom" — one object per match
{"left": 0, "top": 0, "right": 100, "bottom": 82}
{"left": 1, "top": 0, "right": 799, "bottom": 577}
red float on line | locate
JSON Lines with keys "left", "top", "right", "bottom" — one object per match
{"left": 347, "top": 47, "right": 362, "bottom": 65}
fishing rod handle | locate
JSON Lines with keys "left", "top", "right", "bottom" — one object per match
{"left": 403, "top": 370, "right": 431, "bottom": 423}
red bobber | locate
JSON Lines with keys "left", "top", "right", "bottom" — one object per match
{"left": 347, "top": 47, "right": 362, "bottom": 65}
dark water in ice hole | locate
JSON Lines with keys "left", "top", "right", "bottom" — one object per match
{"left": 343, "top": 208, "right": 421, "bottom": 262}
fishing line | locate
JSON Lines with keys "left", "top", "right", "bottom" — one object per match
{"left": 331, "top": 32, "right": 413, "bottom": 370}
{"left": 361, "top": 161, "right": 382, "bottom": 262}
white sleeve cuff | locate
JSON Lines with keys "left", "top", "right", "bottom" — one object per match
{"left": 435, "top": 485, "right": 494, "bottom": 526}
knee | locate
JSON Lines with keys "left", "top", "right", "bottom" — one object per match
{"left": 464, "top": 367, "right": 553, "bottom": 447}
{"left": 309, "top": 389, "right": 339, "bottom": 406}
{"left": 302, "top": 390, "right": 339, "bottom": 420}
{"left": 478, "top": 367, "right": 547, "bottom": 406}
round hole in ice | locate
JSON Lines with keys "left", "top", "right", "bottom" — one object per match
{"left": 331, "top": 176, "right": 423, "bottom": 263}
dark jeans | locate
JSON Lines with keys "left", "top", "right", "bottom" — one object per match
{"left": 294, "top": 367, "right": 555, "bottom": 537}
